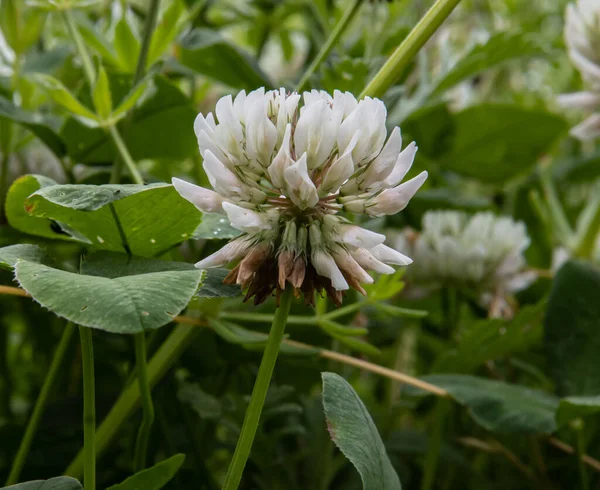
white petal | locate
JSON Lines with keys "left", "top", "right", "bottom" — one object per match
{"left": 360, "top": 127, "right": 402, "bottom": 189}
{"left": 245, "top": 98, "right": 277, "bottom": 167}
{"left": 172, "top": 177, "right": 224, "bottom": 213}
{"left": 203, "top": 150, "right": 243, "bottom": 198}
{"left": 222, "top": 202, "right": 271, "bottom": 233}
{"left": 319, "top": 132, "right": 359, "bottom": 194}
{"left": 311, "top": 249, "right": 349, "bottom": 290}
{"left": 332, "top": 247, "right": 374, "bottom": 284}
{"left": 367, "top": 171, "right": 428, "bottom": 217}
{"left": 268, "top": 123, "right": 293, "bottom": 189}
{"left": 284, "top": 153, "right": 319, "bottom": 209}
{"left": 370, "top": 244, "right": 413, "bottom": 266}
{"left": 215, "top": 94, "right": 243, "bottom": 140}
{"left": 556, "top": 92, "right": 600, "bottom": 111}
{"left": 294, "top": 99, "right": 337, "bottom": 170}
{"left": 383, "top": 142, "right": 418, "bottom": 188}
{"left": 195, "top": 237, "right": 252, "bottom": 269}
{"left": 570, "top": 113, "right": 600, "bottom": 140}
{"left": 336, "top": 224, "right": 386, "bottom": 249}
{"left": 350, "top": 248, "right": 395, "bottom": 274}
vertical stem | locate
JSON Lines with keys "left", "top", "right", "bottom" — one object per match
{"left": 62, "top": 10, "right": 95, "bottom": 85}
{"left": 108, "top": 125, "right": 144, "bottom": 185}
{"left": 294, "top": 0, "right": 363, "bottom": 93}
{"left": 575, "top": 421, "right": 589, "bottom": 490}
{"left": 133, "top": 332, "right": 155, "bottom": 471}
{"left": 110, "top": 0, "right": 161, "bottom": 184}
{"left": 5, "top": 324, "right": 76, "bottom": 485}
{"left": 420, "top": 399, "right": 449, "bottom": 490}
{"left": 360, "top": 0, "right": 462, "bottom": 99}
{"left": 79, "top": 326, "right": 96, "bottom": 490}
{"left": 0, "top": 119, "right": 13, "bottom": 224}
{"left": 222, "top": 288, "right": 294, "bottom": 490}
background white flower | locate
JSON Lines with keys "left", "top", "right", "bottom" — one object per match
{"left": 393, "top": 211, "right": 537, "bottom": 317}
{"left": 173, "top": 87, "right": 427, "bottom": 306}
{"left": 558, "top": 0, "right": 600, "bottom": 140}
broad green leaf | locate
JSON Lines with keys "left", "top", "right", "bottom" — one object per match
{"left": 440, "top": 105, "right": 567, "bottom": 183}
{"left": 544, "top": 261, "right": 600, "bottom": 396}
{"left": 322, "top": 372, "right": 402, "bottom": 490}
{"left": 106, "top": 454, "right": 185, "bottom": 490}
{"left": 147, "top": 0, "right": 186, "bottom": 67}
{"left": 15, "top": 260, "right": 203, "bottom": 334}
{"left": 434, "top": 301, "right": 545, "bottom": 372}
{"left": 60, "top": 77, "right": 196, "bottom": 163}
{"left": 34, "top": 74, "right": 98, "bottom": 124}
{"left": 556, "top": 396, "right": 600, "bottom": 427}
{"left": 23, "top": 183, "right": 201, "bottom": 256}
{"left": 5, "top": 175, "right": 78, "bottom": 242}
{"left": 431, "top": 31, "right": 545, "bottom": 95}
{"left": 192, "top": 213, "right": 241, "bottom": 240}
{"left": 415, "top": 375, "right": 559, "bottom": 434}
{"left": 1, "top": 476, "right": 82, "bottom": 489}
{"left": 114, "top": 15, "right": 141, "bottom": 73}
{"left": 0, "top": 96, "right": 67, "bottom": 156}
{"left": 92, "top": 66, "right": 112, "bottom": 120}
{"left": 0, "top": 244, "right": 49, "bottom": 270}
{"left": 178, "top": 29, "right": 272, "bottom": 90}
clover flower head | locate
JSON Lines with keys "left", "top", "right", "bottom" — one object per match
{"left": 558, "top": 0, "right": 600, "bottom": 140}
{"left": 173, "top": 87, "right": 427, "bottom": 306}
{"left": 393, "top": 211, "right": 536, "bottom": 316}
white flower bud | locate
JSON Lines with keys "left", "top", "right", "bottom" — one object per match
{"left": 311, "top": 249, "right": 349, "bottom": 290}
{"left": 371, "top": 244, "right": 413, "bottom": 266}
{"left": 331, "top": 246, "right": 374, "bottom": 284}
{"left": 319, "top": 133, "right": 359, "bottom": 195}
{"left": 358, "top": 127, "right": 402, "bottom": 189}
{"left": 284, "top": 153, "right": 319, "bottom": 209}
{"left": 195, "top": 236, "right": 253, "bottom": 269}
{"left": 268, "top": 123, "right": 293, "bottom": 189}
{"left": 294, "top": 98, "right": 338, "bottom": 170}
{"left": 350, "top": 248, "right": 396, "bottom": 274}
{"left": 367, "top": 171, "right": 428, "bottom": 217}
{"left": 245, "top": 98, "right": 278, "bottom": 167}
{"left": 171, "top": 177, "right": 224, "bottom": 214}
{"left": 222, "top": 202, "right": 273, "bottom": 234}
{"left": 333, "top": 223, "right": 386, "bottom": 249}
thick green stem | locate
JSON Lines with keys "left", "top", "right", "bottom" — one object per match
{"left": 294, "top": 0, "right": 363, "bottom": 93}
{"left": 108, "top": 125, "right": 144, "bottom": 185}
{"left": 110, "top": 0, "right": 160, "bottom": 183}
{"left": 222, "top": 288, "right": 294, "bottom": 490}
{"left": 5, "top": 324, "right": 76, "bottom": 485}
{"left": 65, "top": 323, "right": 199, "bottom": 478}
{"left": 62, "top": 10, "right": 95, "bottom": 86}
{"left": 360, "top": 0, "right": 462, "bottom": 99}
{"left": 133, "top": 332, "right": 155, "bottom": 471}
{"left": 79, "top": 326, "right": 96, "bottom": 490}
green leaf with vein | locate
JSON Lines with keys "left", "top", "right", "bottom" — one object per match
{"left": 15, "top": 260, "right": 203, "bottom": 334}
{"left": 0, "top": 477, "right": 81, "bottom": 489}
{"left": 192, "top": 213, "right": 241, "bottom": 240}
{"left": 106, "top": 454, "right": 185, "bottom": 490}
{"left": 322, "top": 372, "right": 402, "bottom": 490}
{"left": 412, "top": 375, "right": 559, "bottom": 434}
{"left": 22, "top": 183, "right": 201, "bottom": 256}
{"left": 0, "top": 96, "right": 67, "bottom": 156}
{"left": 0, "top": 244, "right": 49, "bottom": 271}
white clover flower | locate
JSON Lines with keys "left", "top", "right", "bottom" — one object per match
{"left": 558, "top": 0, "right": 600, "bottom": 140}
{"left": 393, "top": 211, "right": 537, "bottom": 317}
{"left": 173, "top": 88, "right": 427, "bottom": 306}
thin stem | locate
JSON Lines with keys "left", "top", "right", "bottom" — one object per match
{"left": 540, "top": 170, "right": 575, "bottom": 247}
{"left": 110, "top": 0, "right": 160, "bottom": 183}
{"left": 573, "top": 188, "right": 600, "bottom": 259}
{"left": 0, "top": 151, "right": 9, "bottom": 223}
{"left": 79, "top": 326, "right": 96, "bottom": 490}
{"left": 421, "top": 399, "right": 449, "bottom": 490}
{"left": 294, "top": 0, "right": 363, "bottom": 93}
{"left": 222, "top": 288, "right": 294, "bottom": 490}
{"left": 5, "top": 324, "right": 76, "bottom": 485}
{"left": 62, "top": 10, "right": 95, "bottom": 86}
{"left": 360, "top": 0, "right": 462, "bottom": 99}
{"left": 219, "top": 311, "right": 316, "bottom": 325}
{"left": 108, "top": 125, "right": 144, "bottom": 185}
{"left": 133, "top": 332, "right": 155, "bottom": 471}
{"left": 575, "top": 421, "right": 590, "bottom": 490}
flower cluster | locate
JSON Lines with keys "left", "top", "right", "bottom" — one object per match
{"left": 173, "top": 88, "right": 427, "bottom": 306}
{"left": 392, "top": 211, "right": 536, "bottom": 316}
{"left": 558, "top": 0, "right": 600, "bottom": 140}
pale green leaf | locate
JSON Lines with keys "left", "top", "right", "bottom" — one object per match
{"left": 92, "top": 66, "right": 112, "bottom": 120}
{"left": 34, "top": 74, "right": 98, "bottom": 124}
{"left": 0, "top": 476, "right": 82, "bottom": 489}
{"left": 106, "top": 454, "right": 185, "bottom": 490}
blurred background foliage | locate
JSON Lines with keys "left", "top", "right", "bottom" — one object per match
{"left": 0, "top": 0, "right": 600, "bottom": 489}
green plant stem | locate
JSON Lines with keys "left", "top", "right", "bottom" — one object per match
{"left": 219, "top": 312, "right": 315, "bottom": 325}
{"left": 360, "top": 0, "right": 462, "bottom": 99}
{"left": 133, "top": 332, "right": 155, "bottom": 471}
{"left": 222, "top": 288, "right": 294, "bottom": 490}
{"left": 540, "top": 170, "right": 574, "bottom": 247}
{"left": 62, "top": 10, "right": 95, "bottom": 85}
{"left": 576, "top": 422, "right": 590, "bottom": 490}
{"left": 79, "top": 326, "right": 96, "bottom": 490}
{"left": 294, "top": 0, "right": 363, "bottom": 93}
{"left": 110, "top": 0, "right": 160, "bottom": 184}
{"left": 5, "top": 323, "right": 76, "bottom": 485}
{"left": 108, "top": 125, "right": 144, "bottom": 185}
{"left": 573, "top": 189, "right": 600, "bottom": 259}
{"left": 65, "top": 323, "right": 199, "bottom": 478}
{"left": 421, "top": 399, "right": 449, "bottom": 490}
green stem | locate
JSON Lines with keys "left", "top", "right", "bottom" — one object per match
{"left": 420, "top": 399, "right": 449, "bottom": 490}
{"left": 321, "top": 301, "right": 363, "bottom": 321}
{"left": 222, "top": 288, "right": 294, "bottom": 490}
{"left": 133, "top": 332, "right": 155, "bottom": 471}
{"left": 62, "top": 10, "right": 95, "bottom": 86}
{"left": 219, "top": 312, "right": 315, "bottom": 325}
{"left": 110, "top": 0, "right": 160, "bottom": 184}
{"left": 79, "top": 326, "right": 96, "bottom": 490}
{"left": 65, "top": 323, "right": 199, "bottom": 478}
{"left": 108, "top": 125, "right": 144, "bottom": 185}
{"left": 539, "top": 170, "right": 574, "bottom": 247}
{"left": 573, "top": 188, "right": 600, "bottom": 259}
{"left": 360, "top": 0, "right": 462, "bottom": 99}
{"left": 0, "top": 150, "right": 9, "bottom": 223}
{"left": 575, "top": 421, "right": 589, "bottom": 490}
{"left": 5, "top": 324, "right": 76, "bottom": 485}
{"left": 294, "top": 0, "right": 363, "bottom": 93}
